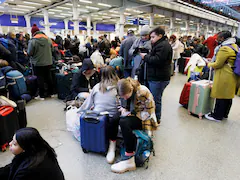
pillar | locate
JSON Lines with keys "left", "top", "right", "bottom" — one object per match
{"left": 24, "top": 15, "right": 31, "bottom": 36}
{"left": 93, "top": 22, "right": 97, "bottom": 38}
{"left": 115, "top": 22, "right": 120, "bottom": 36}
{"left": 185, "top": 20, "right": 189, "bottom": 36}
{"left": 72, "top": 0, "right": 79, "bottom": 35}
{"left": 237, "top": 23, "right": 240, "bottom": 38}
{"left": 169, "top": 17, "right": 173, "bottom": 35}
{"left": 138, "top": 25, "right": 143, "bottom": 35}
{"left": 196, "top": 23, "right": 200, "bottom": 37}
{"left": 64, "top": 19, "right": 69, "bottom": 37}
{"left": 42, "top": 10, "right": 50, "bottom": 36}
{"left": 206, "top": 24, "right": 209, "bottom": 38}
{"left": 149, "top": 13, "right": 154, "bottom": 29}
{"left": 87, "top": 15, "right": 91, "bottom": 37}
{"left": 213, "top": 26, "right": 217, "bottom": 34}
{"left": 119, "top": 9, "right": 125, "bottom": 39}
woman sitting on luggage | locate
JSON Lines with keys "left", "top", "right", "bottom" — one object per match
{"left": 69, "top": 58, "right": 100, "bottom": 100}
{"left": 110, "top": 77, "right": 158, "bottom": 173}
{"left": 0, "top": 127, "right": 65, "bottom": 180}
{"left": 78, "top": 66, "right": 120, "bottom": 163}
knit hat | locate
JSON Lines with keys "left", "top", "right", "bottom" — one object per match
{"left": 31, "top": 24, "right": 39, "bottom": 36}
{"left": 140, "top": 25, "right": 150, "bottom": 36}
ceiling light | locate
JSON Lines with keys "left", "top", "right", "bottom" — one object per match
{"left": 60, "top": 13, "right": 71, "bottom": 16}
{"left": 41, "top": 0, "right": 51, "bottom": 2}
{"left": 78, "top": 8, "right": 89, "bottom": 12}
{"left": 109, "top": 10, "right": 118, "bottom": 13}
{"left": 98, "top": 3, "right": 111, "bottom": 7}
{"left": 36, "top": 13, "right": 43, "bottom": 16}
{"left": 12, "top": 8, "right": 30, "bottom": 12}
{"left": 175, "top": 18, "right": 181, "bottom": 21}
{"left": 17, "top": 5, "right": 36, "bottom": 9}
{"left": 66, "top": 3, "right": 72, "bottom": 6}
{"left": 23, "top": 1, "right": 42, "bottom": 6}
{"left": 86, "top": 6, "right": 99, "bottom": 10}
{"left": 57, "top": 6, "right": 71, "bottom": 10}
{"left": 49, "top": 9, "right": 62, "bottom": 12}
{"left": 67, "top": 11, "right": 73, "bottom": 14}
{"left": 79, "top": 0, "right": 92, "bottom": 4}
{"left": 124, "top": 12, "right": 131, "bottom": 16}
{"left": 9, "top": 11, "right": 25, "bottom": 14}
{"left": 110, "top": 14, "right": 119, "bottom": 17}
{"left": 102, "top": 16, "right": 111, "bottom": 19}
{"left": 48, "top": 12, "right": 55, "bottom": 14}
{"left": 93, "top": 18, "right": 102, "bottom": 20}
{"left": 54, "top": 15, "right": 65, "bottom": 18}
{"left": 133, "top": 10, "right": 143, "bottom": 13}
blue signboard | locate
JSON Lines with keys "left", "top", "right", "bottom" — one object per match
{"left": 0, "top": 14, "right": 26, "bottom": 27}
{"left": 125, "top": 17, "right": 138, "bottom": 25}
{"left": 139, "top": 18, "right": 150, "bottom": 26}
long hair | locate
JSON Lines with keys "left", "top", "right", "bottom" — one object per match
{"left": 15, "top": 127, "right": 57, "bottom": 169}
{"left": 117, "top": 77, "right": 140, "bottom": 96}
{"left": 99, "top": 66, "right": 119, "bottom": 93}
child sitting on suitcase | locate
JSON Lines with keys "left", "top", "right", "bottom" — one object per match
{"left": 78, "top": 66, "right": 120, "bottom": 162}
{"left": 110, "top": 77, "right": 158, "bottom": 173}
{"left": 0, "top": 127, "right": 65, "bottom": 180}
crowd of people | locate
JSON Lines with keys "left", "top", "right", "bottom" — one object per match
{"left": 0, "top": 22, "right": 240, "bottom": 178}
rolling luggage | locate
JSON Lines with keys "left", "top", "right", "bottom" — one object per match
{"left": 179, "top": 82, "right": 192, "bottom": 108}
{"left": 188, "top": 80, "right": 214, "bottom": 119}
{"left": 26, "top": 75, "right": 38, "bottom": 97}
{"left": 184, "top": 57, "right": 190, "bottom": 75}
{"left": 56, "top": 73, "right": 72, "bottom": 100}
{"left": 16, "top": 100, "right": 27, "bottom": 128}
{"left": 80, "top": 111, "right": 109, "bottom": 154}
{"left": 0, "top": 106, "right": 19, "bottom": 151}
{"left": 178, "top": 57, "right": 186, "bottom": 74}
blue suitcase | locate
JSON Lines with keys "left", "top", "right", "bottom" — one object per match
{"left": 80, "top": 111, "right": 109, "bottom": 154}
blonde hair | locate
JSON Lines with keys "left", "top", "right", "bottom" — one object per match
{"left": 99, "top": 66, "right": 119, "bottom": 93}
{"left": 0, "top": 59, "right": 9, "bottom": 67}
{"left": 117, "top": 77, "right": 140, "bottom": 96}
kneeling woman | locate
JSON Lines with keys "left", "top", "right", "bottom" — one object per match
{"left": 0, "top": 127, "right": 65, "bottom": 180}
{"left": 110, "top": 78, "right": 158, "bottom": 173}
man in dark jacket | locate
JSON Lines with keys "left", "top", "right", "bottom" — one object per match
{"left": 119, "top": 30, "right": 136, "bottom": 78}
{"left": 70, "top": 59, "right": 100, "bottom": 100}
{"left": 141, "top": 27, "right": 173, "bottom": 124}
{"left": 27, "top": 24, "right": 53, "bottom": 100}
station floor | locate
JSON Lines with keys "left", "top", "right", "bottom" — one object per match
{"left": 1, "top": 73, "right": 240, "bottom": 180}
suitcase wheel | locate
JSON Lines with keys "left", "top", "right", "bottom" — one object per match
{"left": 82, "top": 148, "right": 89, "bottom": 153}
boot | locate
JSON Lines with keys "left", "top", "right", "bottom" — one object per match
{"left": 106, "top": 140, "right": 116, "bottom": 164}
{"left": 111, "top": 156, "right": 136, "bottom": 173}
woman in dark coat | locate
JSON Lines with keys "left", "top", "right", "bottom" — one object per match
{"left": 0, "top": 127, "right": 65, "bottom": 180}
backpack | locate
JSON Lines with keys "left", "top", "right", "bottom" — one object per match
{"left": 120, "top": 130, "right": 155, "bottom": 169}
{"left": 226, "top": 45, "right": 240, "bottom": 76}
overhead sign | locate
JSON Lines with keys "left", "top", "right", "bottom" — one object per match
{"left": 125, "top": 17, "right": 138, "bottom": 25}
{"left": 138, "top": 18, "right": 150, "bottom": 26}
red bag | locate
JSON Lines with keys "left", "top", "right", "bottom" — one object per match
{"left": 0, "top": 106, "right": 14, "bottom": 116}
{"left": 184, "top": 57, "right": 190, "bottom": 75}
{"left": 179, "top": 82, "right": 192, "bottom": 107}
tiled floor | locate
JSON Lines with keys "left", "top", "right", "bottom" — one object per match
{"left": 1, "top": 74, "right": 240, "bottom": 180}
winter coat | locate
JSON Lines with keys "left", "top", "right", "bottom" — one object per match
{"left": 78, "top": 83, "right": 119, "bottom": 117}
{"left": 143, "top": 36, "right": 173, "bottom": 81}
{"left": 119, "top": 35, "right": 137, "bottom": 69}
{"left": 0, "top": 153, "right": 64, "bottom": 180}
{"left": 171, "top": 40, "right": 182, "bottom": 60}
{"left": 27, "top": 32, "right": 53, "bottom": 66}
{"left": 16, "top": 40, "right": 28, "bottom": 65}
{"left": 208, "top": 38, "right": 238, "bottom": 99}
{"left": 0, "top": 43, "right": 11, "bottom": 59}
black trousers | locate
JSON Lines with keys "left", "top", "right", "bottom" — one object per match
{"left": 212, "top": 99, "right": 232, "bottom": 120}
{"left": 34, "top": 65, "right": 54, "bottom": 98}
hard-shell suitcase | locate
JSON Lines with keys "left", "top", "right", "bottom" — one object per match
{"left": 178, "top": 57, "right": 186, "bottom": 74}
{"left": 188, "top": 80, "right": 214, "bottom": 119}
{"left": 179, "top": 82, "right": 192, "bottom": 108}
{"left": 56, "top": 73, "right": 72, "bottom": 100}
{"left": 0, "top": 106, "right": 19, "bottom": 151}
{"left": 80, "top": 111, "right": 109, "bottom": 154}
{"left": 26, "top": 75, "right": 38, "bottom": 97}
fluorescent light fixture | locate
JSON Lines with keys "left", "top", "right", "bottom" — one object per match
{"left": 17, "top": 5, "right": 36, "bottom": 9}
{"left": 23, "top": 1, "right": 42, "bottom": 6}
{"left": 57, "top": 6, "right": 71, "bottom": 10}
{"left": 36, "top": 13, "right": 43, "bottom": 16}
{"left": 54, "top": 15, "right": 65, "bottom": 18}
{"left": 126, "top": 8, "right": 132, "bottom": 11}
{"left": 48, "top": 12, "right": 55, "bottom": 14}
{"left": 124, "top": 12, "right": 131, "bottom": 15}
{"left": 110, "top": 14, "right": 119, "bottom": 17}
{"left": 86, "top": 6, "right": 99, "bottom": 10}
{"left": 133, "top": 10, "right": 143, "bottom": 13}
{"left": 67, "top": 11, "right": 73, "bottom": 14}
{"left": 102, "top": 16, "right": 111, "bottom": 19}
{"left": 78, "top": 9, "right": 89, "bottom": 12}
{"left": 12, "top": 8, "right": 30, "bottom": 12}
{"left": 49, "top": 9, "right": 62, "bottom": 12}
{"left": 98, "top": 3, "right": 111, "bottom": 7}
{"left": 175, "top": 18, "right": 181, "bottom": 21}
{"left": 9, "top": 11, "right": 25, "bottom": 14}
{"left": 109, "top": 10, "right": 118, "bottom": 13}
{"left": 79, "top": 0, "right": 92, "bottom": 4}
{"left": 42, "top": 0, "right": 51, "bottom": 2}
{"left": 66, "top": 3, "right": 72, "bottom": 6}
{"left": 93, "top": 18, "right": 102, "bottom": 20}
{"left": 60, "top": 13, "right": 71, "bottom": 16}
{"left": 102, "top": 13, "right": 108, "bottom": 15}
{"left": 189, "top": 20, "right": 194, "bottom": 23}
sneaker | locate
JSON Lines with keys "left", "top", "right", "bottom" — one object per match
{"left": 111, "top": 156, "right": 136, "bottom": 173}
{"left": 0, "top": 96, "right": 17, "bottom": 107}
{"left": 205, "top": 113, "right": 221, "bottom": 122}
{"left": 34, "top": 96, "right": 45, "bottom": 101}
{"left": 50, "top": 94, "right": 57, "bottom": 98}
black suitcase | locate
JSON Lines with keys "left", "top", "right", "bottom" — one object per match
{"left": 0, "top": 106, "right": 19, "bottom": 151}
{"left": 178, "top": 57, "right": 186, "bottom": 74}
{"left": 16, "top": 100, "right": 27, "bottom": 128}
{"left": 56, "top": 73, "right": 72, "bottom": 100}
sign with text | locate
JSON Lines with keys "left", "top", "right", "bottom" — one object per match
{"left": 139, "top": 18, "right": 150, "bottom": 25}
{"left": 125, "top": 17, "right": 138, "bottom": 25}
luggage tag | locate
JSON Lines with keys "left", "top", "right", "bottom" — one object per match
{"left": 0, "top": 106, "right": 14, "bottom": 116}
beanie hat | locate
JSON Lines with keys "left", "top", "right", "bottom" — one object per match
{"left": 140, "top": 25, "right": 150, "bottom": 36}
{"left": 170, "top": 35, "right": 176, "bottom": 41}
{"left": 31, "top": 24, "right": 39, "bottom": 36}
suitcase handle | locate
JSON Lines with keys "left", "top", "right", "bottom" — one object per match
{"left": 83, "top": 115, "right": 100, "bottom": 124}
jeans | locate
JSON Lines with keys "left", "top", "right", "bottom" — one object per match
{"left": 212, "top": 99, "right": 232, "bottom": 120}
{"left": 148, "top": 81, "right": 170, "bottom": 120}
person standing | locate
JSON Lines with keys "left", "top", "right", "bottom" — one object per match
{"left": 27, "top": 24, "right": 54, "bottom": 100}
{"left": 119, "top": 30, "right": 136, "bottom": 78}
{"left": 140, "top": 27, "right": 173, "bottom": 124}
{"left": 205, "top": 31, "right": 238, "bottom": 121}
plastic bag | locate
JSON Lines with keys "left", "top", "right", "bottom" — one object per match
{"left": 66, "top": 105, "right": 79, "bottom": 132}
